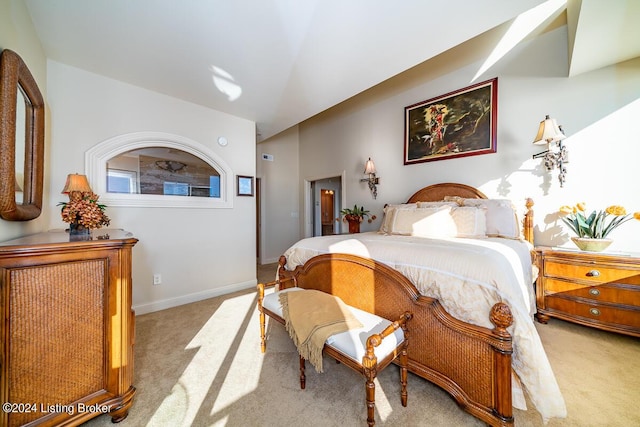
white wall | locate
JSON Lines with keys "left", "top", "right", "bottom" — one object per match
{"left": 280, "top": 21, "right": 640, "bottom": 253}
{"left": 256, "top": 126, "right": 300, "bottom": 263}
{"left": 46, "top": 61, "right": 257, "bottom": 314}
{"left": 0, "top": 0, "right": 50, "bottom": 242}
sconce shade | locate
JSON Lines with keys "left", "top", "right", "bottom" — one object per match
{"left": 532, "top": 115, "right": 569, "bottom": 187}
{"left": 360, "top": 157, "right": 379, "bottom": 199}
{"left": 61, "top": 174, "right": 92, "bottom": 194}
{"left": 364, "top": 158, "right": 376, "bottom": 174}
{"left": 533, "top": 115, "right": 566, "bottom": 145}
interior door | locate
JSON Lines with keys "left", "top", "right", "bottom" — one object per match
{"left": 320, "top": 189, "right": 335, "bottom": 235}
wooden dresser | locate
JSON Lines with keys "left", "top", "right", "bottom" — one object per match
{"left": 0, "top": 230, "right": 138, "bottom": 426}
{"left": 534, "top": 246, "right": 640, "bottom": 337}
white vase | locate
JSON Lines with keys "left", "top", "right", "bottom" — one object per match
{"left": 571, "top": 237, "right": 612, "bottom": 252}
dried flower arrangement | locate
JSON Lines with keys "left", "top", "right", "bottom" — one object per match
{"left": 59, "top": 191, "right": 111, "bottom": 229}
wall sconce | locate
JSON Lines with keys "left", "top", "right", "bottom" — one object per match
{"left": 360, "top": 157, "right": 379, "bottom": 199}
{"left": 532, "top": 115, "right": 568, "bottom": 187}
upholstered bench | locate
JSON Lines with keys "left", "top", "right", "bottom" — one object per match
{"left": 258, "top": 284, "right": 412, "bottom": 426}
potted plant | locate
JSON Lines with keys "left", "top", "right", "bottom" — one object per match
{"left": 339, "top": 204, "right": 377, "bottom": 234}
{"left": 558, "top": 203, "right": 640, "bottom": 251}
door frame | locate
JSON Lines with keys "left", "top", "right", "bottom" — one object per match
{"left": 303, "top": 171, "right": 346, "bottom": 238}
{"left": 256, "top": 177, "right": 261, "bottom": 261}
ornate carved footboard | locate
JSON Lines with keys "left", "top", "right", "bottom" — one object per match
{"left": 277, "top": 253, "right": 514, "bottom": 427}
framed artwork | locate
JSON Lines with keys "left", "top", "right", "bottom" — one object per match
{"left": 237, "top": 175, "right": 254, "bottom": 196}
{"left": 404, "top": 78, "right": 497, "bottom": 165}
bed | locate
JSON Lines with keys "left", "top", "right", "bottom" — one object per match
{"left": 275, "top": 183, "right": 566, "bottom": 426}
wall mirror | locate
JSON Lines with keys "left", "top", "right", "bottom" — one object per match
{"left": 0, "top": 49, "right": 45, "bottom": 221}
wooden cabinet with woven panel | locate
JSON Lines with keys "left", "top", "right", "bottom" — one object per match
{"left": 534, "top": 247, "right": 640, "bottom": 337}
{"left": 0, "top": 230, "right": 137, "bottom": 426}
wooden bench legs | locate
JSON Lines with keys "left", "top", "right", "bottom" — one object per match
{"left": 258, "top": 282, "right": 412, "bottom": 426}
{"left": 298, "top": 342, "right": 409, "bottom": 427}
{"left": 299, "top": 355, "right": 306, "bottom": 389}
{"left": 297, "top": 313, "right": 412, "bottom": 427}
{"left": 398, "top": 347, "right": 409, "bottom": 407}
{"left": 259, "top": 304, "right": 267, "bottom": 353}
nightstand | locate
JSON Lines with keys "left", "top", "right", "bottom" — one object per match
{"left": 534, "top": 246, "right": 640, "bottom": 337}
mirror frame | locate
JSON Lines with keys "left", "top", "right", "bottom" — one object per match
{"left": 0, "top": 49, "right": 45, "bottom": 221}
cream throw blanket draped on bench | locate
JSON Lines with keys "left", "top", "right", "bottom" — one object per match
{"left": 279, "top": 290, "right": 363, "bottom": 372}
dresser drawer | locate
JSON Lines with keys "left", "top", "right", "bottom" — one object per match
{"left": 544, "top": 260, "right": 640, "bottom": 284}
{"left": 543, "top": 279, "right": 640, "bottom": 306}
{"left": 546, "top": 295, "right": 640, "bottom": 329}
{"left": 535, "top": 248, "right": 640, "bottom": 336}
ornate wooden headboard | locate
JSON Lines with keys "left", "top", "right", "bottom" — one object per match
{"left": 406, "top": 182, "right": 486, "bottom": 203}
{"left": 405, "top": 182, "right": 534, "bottom": 244}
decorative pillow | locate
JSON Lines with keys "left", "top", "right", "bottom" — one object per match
{"left": 417, "top": 201, "right": 459, "bottom": 208}
{"left": 443, "top": 195, "right": 465, "bottom": 206}
{"left": 450, "top": 206, "right": 487, "bottom": 238}
{"left": 390, "top": 206, "right": 457, "bottom": 237}
{"left": 461, "top": 199, "right": 521, "bottom": 239}
{"left": 378, "top": 203, "right": 417, "bottom": 234}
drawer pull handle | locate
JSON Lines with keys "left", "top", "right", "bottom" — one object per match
{"left": 586, "top": 270, "right": 600, "bottom": 277}
{"left": 589, "top": 288, "right": 600, "bottom": 296}
{"left": 589, "top": 308, "right": 601, "bottom": 316}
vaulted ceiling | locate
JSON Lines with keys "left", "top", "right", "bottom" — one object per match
{"left": 24, "top": 0, "right": 640, "bottom": 142}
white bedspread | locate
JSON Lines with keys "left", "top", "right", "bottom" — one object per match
{"left": 283, "top": 232, "right": 567, "bottom": 422}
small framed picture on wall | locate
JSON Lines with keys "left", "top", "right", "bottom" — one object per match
{"left": 237, "top": 175, "right": 254, "bottom": 196}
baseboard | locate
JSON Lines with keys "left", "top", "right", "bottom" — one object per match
{"left": 260, "top": 256, "right": 280, "bottom": 264}
{"left": 133, "top": 279, "right": 257, "bottom": 315}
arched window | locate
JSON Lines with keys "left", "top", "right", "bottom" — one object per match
{"left": 86, "top": 132, "right": 233, "bottom": 208}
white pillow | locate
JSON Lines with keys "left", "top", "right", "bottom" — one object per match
{"left": 379, "top": 203, "right": 417, "bottom": 234}
{"left": 450, "top": 206, "right": 487, "bottom": 238}
{"left": 443, "top": 195, "right": 465, "bottom": 206}
{"left": 390, "top": 206, "right": 457, "bottom": 237}
{"left": 417, "top": 201, "right": 459, "bottom": 208}
{"left": 461, "top": 199, "right": 521, "bottom": 239}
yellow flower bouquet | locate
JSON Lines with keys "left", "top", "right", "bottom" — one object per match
{"left": 558, "top": 203, "right": 640, "bottom": 239}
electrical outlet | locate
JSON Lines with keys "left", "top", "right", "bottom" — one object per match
{"left": 153, "top": 274, "right": 161, "bottom": 285}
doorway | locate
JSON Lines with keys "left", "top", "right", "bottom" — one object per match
{"left": 307, "top": 174, "right": 344, "bottom": 237}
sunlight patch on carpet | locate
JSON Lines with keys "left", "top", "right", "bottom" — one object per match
{"left": 373, "top": 377, "right": 393, "bottom": 422}
{"left": 146, "top": 292, "right": 260, "bottom": 426}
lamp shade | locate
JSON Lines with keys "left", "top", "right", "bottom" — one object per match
{"left": 533, "top": 115, "right": 566, "bottom": 145}
{"left": 363, "top": 158, "right": 376, "bottom": 174}
{"left": 61, "top": 174, "right": 92, "bottom": 194}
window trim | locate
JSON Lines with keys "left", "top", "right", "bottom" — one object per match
{"left": 86, "top": 131, "right": 233, "bottom": 208}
